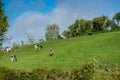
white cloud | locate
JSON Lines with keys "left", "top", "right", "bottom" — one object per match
{"left": 7, "top": 12, "right": 46, "bottom": 43}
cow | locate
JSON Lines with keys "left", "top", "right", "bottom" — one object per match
{"left": 49, "top": 49, "right": 53, "bottom": 56}
{"left": 3, "top": 47, "right": 13, "bottom": 55}
{"left": 34, "top": 44, "right": 43, "bottom": 51}
{"left": 10, "top": 55, "right": 17, "bottom": 62}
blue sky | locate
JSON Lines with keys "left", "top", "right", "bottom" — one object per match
{"left": 2, "top": 0, "right": 120, "bottom": 46}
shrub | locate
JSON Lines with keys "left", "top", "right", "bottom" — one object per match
{"left": 111, "top": 71, "right": 120, "bottom": 80}
{"left": 0, "top": 63, "right": 94, "bottom": 80}
{"left": 88, "top": 32, "right": 92, "bottom": 35}
{"left": 71, "top": 63, "right": 94, "bottom": 80}
{"left": 47, "top": 69, "right": 71, "bottom": 80}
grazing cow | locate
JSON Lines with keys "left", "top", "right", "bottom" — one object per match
{"left": 3, "top": 47, "right": 13, "bottom": 55}
{"left": 10, "top": 55, "right": 17, "bottom": 62}
{"left": 49, "top": 49, "right": 53, "bottom": 56}
{"left": 34, "top": 44, "right": 43, "bottom": 51}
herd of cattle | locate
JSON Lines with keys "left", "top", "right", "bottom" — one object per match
{"left": 2, "top": 44, "right": 53, "bottom": 62}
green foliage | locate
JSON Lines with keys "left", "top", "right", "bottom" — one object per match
{"left": 85, "top": 20, "right": 92, "bottom": 33}
{"left": 0, "top": 63, "right": 94, "bottom": 80}
{"left": 0, "top": 0, "right": 9, "bottom": 46}
{"left": 92, "top": 15, "right": 108, "bottom": 32}
{"left": 62, "top": 30, "right": 71, "bottom": 38}
{"left": 65, "top": 19, "right": 92, "bottom": 38}
{"left": 63, "top": 12, "right": 120, "bottom": 39}
{"left": 111, "top": 22, "right": 119, "bottom": 31}
{"left": 113, "top": 12, "right": 120, "bottom": 26}
{"left": 71, "top": 63, "right": 94, "bottom": 80}
{"left": 45, "top": 24, "right": 60, "bottom": 40}
{"left": 79, "top": 19, "right": 86, "bottom": 34}
{"left": 68, "top": 24, "right": 77, "bottom": 37}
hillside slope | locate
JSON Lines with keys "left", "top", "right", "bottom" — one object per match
{"left": 0, "top": 31, "right": 120, "bottom": 71}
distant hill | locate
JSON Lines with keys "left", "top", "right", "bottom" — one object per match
{"left": 0, "top": 31, "right": 120, "bottom": 71}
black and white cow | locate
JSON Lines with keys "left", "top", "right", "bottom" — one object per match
{"left": 3, "top": 47, "right": 13, "bottom": 55}
{"left": 34, "top": 44, "right": 43, "bottom": 51}
{"left": 10, "top": 55, "right": 17, "bottom": 62}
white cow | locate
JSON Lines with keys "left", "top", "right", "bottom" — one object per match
{"left": 3, "top": 47, "right": 13, "bottom": 55}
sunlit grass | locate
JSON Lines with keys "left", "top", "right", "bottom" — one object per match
{"left": 0, "top": 31, "right": 120, "bottom": 71}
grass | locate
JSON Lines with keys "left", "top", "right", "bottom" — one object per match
{"left": 0, "top": 31, "right": 120, "bottom": 71}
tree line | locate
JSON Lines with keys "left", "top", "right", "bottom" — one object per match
{"left": 45, "top": 12, "right": 120, "bottom": 40}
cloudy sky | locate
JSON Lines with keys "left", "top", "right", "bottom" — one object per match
{"left": 2, "top": 0, "right": 120, "bottom": 46}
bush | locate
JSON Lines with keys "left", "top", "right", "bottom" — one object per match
{"left": 47, "top": 69, "right": 71, "bottom": 80}
{"left": 71, "top": 63, "right": 94, "bottom": 80}
{"left": 111, "top": 71, "right": 120, "bottom": 80}
{"left": 0, "top": 63, "right": 94, "bottom": 80}
{"left": 88, "top": 32, "right": 92, "bottom": 35}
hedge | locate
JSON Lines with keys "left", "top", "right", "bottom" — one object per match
{"left": 0, "top": 63, "right": 94, "bottom": 80}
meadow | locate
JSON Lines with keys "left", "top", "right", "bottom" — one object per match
{"left": 0, "top": 31, "right": 120, "bottom": 71}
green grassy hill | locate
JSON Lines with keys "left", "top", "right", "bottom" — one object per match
{"left": 0, "top": 31, "right": 120, "bottom": 71}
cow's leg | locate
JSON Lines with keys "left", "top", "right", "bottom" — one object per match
{"left": 3, "top": 51, "right": 5, "bottom": 55}
{"left": 35, "top": 47, "right": 37, "bottom": 51}
{"left": 11, "top": 57, "right": 13, "bottom": 62}
{"left": 3, "top": 50, "right": 7, "bottom": 55}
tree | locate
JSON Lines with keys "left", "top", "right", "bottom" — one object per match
{"left": 102, "top": 16, "right": 118, "bottom": 31}
{"left": 64, "top": 19, "right": 92, "bottom": 38}
{"left": 105, "top": 18, "right": 117, "bottom": 31}
{"left": 0, "top": 0, "right": 9, "bottom": 46}
{"left": 111, "top": 21, "right": 119, "bottom": 30}
{"left": 92, "top": 16, "right": 108, "bottom": 32}
{"left": 27, "top": 33, "right": 35, "bottom": 45}
{"left": 45, "top": 24, "right": 60, "bottom": 40}
{"left": 68, "top": 19, "right": 80, "bottom": 37}
{"left": 62, "top": 30, "right": 71, "bottom": 38}
{"left": 85, "top": 20, "right": 92, "bottom": 34}
{"left": 68, "top": 24, "right": 77, "bottom": 37}
{"left": 78, "top": 19, "right": 87, "bottom": 35}
{"left": 112, "top": 12, "right": 120, "bottom": 26}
